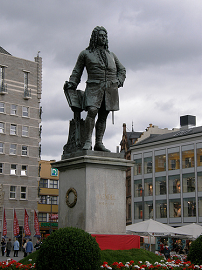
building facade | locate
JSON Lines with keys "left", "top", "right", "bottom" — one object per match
{"left": 131, "top": 116, "right": 202, "bottom": 227}
{"left": 38, "top": 160, "right": 59, "bottom": 238}
{"left": 0, "top": 46, "right": 42, "bottom": 239}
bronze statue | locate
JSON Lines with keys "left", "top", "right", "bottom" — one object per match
{"left": 64, "top": 26, "right": 126, "bottom": 153}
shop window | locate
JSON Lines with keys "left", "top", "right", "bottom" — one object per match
{"left": 144, "top": 178, "right": 153, "bottom": 196}
{"left": 155, "top": 176, "right": 166, "bottom": 195}
{"left": 168, "top": 175, "right": 180, "bottom": 194}
{"left": 183, "top": 173, "right": 195, "bottom": 193}
{"left": 183, "top": 198, "right": 196, "bottom": 217}
{"left": 169, "top": 199, "right": 181, "bottom": 218}
{"left": 156, "top": 200, "right": 167, "bottom": 218}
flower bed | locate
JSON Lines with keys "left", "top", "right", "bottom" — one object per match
{"left": 100, "top": 256, "right": 201, "bottom": 270}
{"left": 0, "top": 259, "right": 35, "bottom": 269}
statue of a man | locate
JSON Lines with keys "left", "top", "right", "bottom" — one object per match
{"left": 64, "top": 26, "right": 126, "bottom": 152}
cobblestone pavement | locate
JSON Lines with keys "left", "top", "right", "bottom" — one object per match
{"left": 0, "top": 251, "right": 25, "bottom": 262}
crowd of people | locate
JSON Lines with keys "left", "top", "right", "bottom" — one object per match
{"left": 1, "top": 237, "right": 41, "bottom": 258}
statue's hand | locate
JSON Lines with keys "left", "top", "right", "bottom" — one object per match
{"left": 63, "top": 81, "right": 77, "bottom": 91}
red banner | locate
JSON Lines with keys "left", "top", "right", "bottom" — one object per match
{"left": 13, "top": 210, "right": 20, "bottom": 236}
{"left": 24, "top": 209, "right": 31, "bottom": 236}
{"left": 34, "top": 210, "right": 40, "bottom": 236}
{"left": 3, "top": 209, "right": 7, "bottom": 236}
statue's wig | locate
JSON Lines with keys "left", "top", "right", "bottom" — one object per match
{"left": 86, "top": 26, "right": 109, "bottom": 52}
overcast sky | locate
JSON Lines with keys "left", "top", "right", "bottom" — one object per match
{"left": 1, "top": 0, "right": 202, "bottom": 161}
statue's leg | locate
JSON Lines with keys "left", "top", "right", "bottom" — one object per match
{"left": 82, "top": 107, "right": 98, "bottom": 150}
{"left": 94, "top": 104, "right": 110, "bottom": 152}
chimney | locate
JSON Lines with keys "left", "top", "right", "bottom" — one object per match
{"left": 180, "top": 115, "right": 196, "bottom": 130}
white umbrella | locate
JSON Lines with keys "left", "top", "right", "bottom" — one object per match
{"left": 174, "top": 223, "right": 202, "bottom": 240}
{"left": 126, "top": 219, "right": 190, "bottom": 251}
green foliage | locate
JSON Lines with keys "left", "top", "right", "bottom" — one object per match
{"left": 187, "top": 235, "right": 202, "bottom": 265}
{"left": 19, "top": 249, "right": 39, "bottom": 265}
{"left": 100, "top": 248, "right": 163, "bottom": 265}
{"left": 35, "top": 227, "right": 101, "bottom": 270}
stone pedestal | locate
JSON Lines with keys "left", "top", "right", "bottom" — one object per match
{"left": 53, "top": 151, "right": 134, "bottom": 234}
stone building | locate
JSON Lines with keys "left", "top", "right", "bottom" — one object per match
{"left": 0, "top": 46, "right": 42, "bottom": 240}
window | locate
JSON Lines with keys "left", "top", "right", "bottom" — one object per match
{"left": 168, "top": 148, "right": 180, "bottom": 170}
{"left": 134, "top": 155, "right": 142, "bottom": 175}
{"left": 197, "top": 146, "right": 202, "bottom": 167}
{"left": 183, "top": 198, "right": 196, "bottom": 217}
{"left": 49, "top": 180, "right": 58, "bottom": 189}
{"left": 144, "top": 156, "right": 152, "bottom": 174}
{"left": 198, "top": 172, "right": 202, "bottom": 192}
{"left": 39, "top": 195, "right": 48, "bottom": 204}
{"left": 169, "top": 199, "right": 181, "bottom": 218}
{"left": 155, "top": 154, "right": 166, "bottom": 172}
{"left": 24, "top": 71, "right": 28, "bottom": 92}
{"left": 21, "top": 165, "right": 27, "bottom": 176}
{"left": 49, "top": 196, "right": 58, "bottom": 205}
{"left": 0, "top": 122, "right": 5, "bottom": 133}
{"left": 10, "top": 104, "right": 17, "bottom": 115}
{"left": 38, "top": 213, "right": 47, "bottom": 222}
{"left": 22, "top": 106, "right": 29, "bottom": 117}
{"left": 182, "top": 145, "right": 194, "bottom": 168}
{"left": 198, "top": 197, "right": 202, "bottom": 216}
{"left": 10, "top": 124, "right": 17, "bottom": 135}
{"left": 134, "top": 202, "right": 143, "bottom": 219}
{"left": 22, "top": 146, "right": 28, "bottom": 156}
{"left": 10, "top": 164, "right": 17, "bottom": 175}
{"left": 10, "top": 144, "right": 17, "bottom": 155}
{"left": 39, "top": 179, "right": 48, "bottom": 188}
{"left": 144, "top": 201, "right": 153, "bottom": 219}
{"left": 0, "top": 163, "right": 3, "bottom": 174}
{"left": 20, "top": 187, "right": 27, "bottom": 199}
{"left": 22, "top": 126, "right": 29, "bottom": 137}
{"left": 0, "top": 102, "right": 4, "bottom": 113}
{"left": 134, "top": 180, "right": 142, "bottom": 197}
{"left": 10, "top": 186, "right": 16, "bottom": 199}
{"left": 183, "top": 173, "right": 195, "bottom": 193}
{"left": 168, "top": 175, "right": 180, "bottom": 194}
{"left": 0, "top": 142, "right": 4, "bottom": 154}
{"left": 144, "top": 178, "right": 153, "bottom": 196}
{"left": 156, "top": 200, "right": 167, "bottom": 218}
{"left": 155, "top": 176, "right": 166, "bottom": 195}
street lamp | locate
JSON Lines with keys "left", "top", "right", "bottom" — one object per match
{"left": 47, "top": 196, "right": 53, "bottom": 234}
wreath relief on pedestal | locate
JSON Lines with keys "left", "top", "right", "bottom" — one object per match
{"left": 66, "top": 188, "right": 77, "bottom": 208}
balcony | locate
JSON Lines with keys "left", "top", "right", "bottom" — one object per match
{"left": 0, "top": 83, "right": 7, "bottom": 94}
{"left": 24, "top": 88, "right": 31, "bottom": 99}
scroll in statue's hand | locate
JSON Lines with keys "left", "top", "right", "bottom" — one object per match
{"left": 63, "top": 81, "right": 77, "bottom": 91}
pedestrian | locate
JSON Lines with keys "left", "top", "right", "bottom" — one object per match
{"left": 22, "top": 239, "right": 28, "bottom": 257}
{"left": 160, "top": 242, "right": 164, "bottom": 254}
{"left": 6, "top": 238, "right": 12, "bottom": 257}
{"left": 25, "top": 239, "right": 33, "bottom": 255}
{"left": 164, "top": 243, "right": 170, "bottom": 260}
{"left": 1, "top": 238, "right": 6, "bottom": 256}
{"left": 34, "top": 239, "right": 41, "bottom": 250}
{"left": 13, "top": 238, "right": 19, "bottom": 257}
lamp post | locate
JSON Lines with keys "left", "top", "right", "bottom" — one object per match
{"left": 47, "top": 196, "right": 53, "bottom": 234}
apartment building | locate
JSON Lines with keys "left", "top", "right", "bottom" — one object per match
{"left": 0, "top": 46, "right": 42, "bottom": 239}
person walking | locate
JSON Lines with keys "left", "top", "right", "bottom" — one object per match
{"left": 1, "top": 238, "right": 6, "bottom": 256}
{"left": 164, "top": 243, "right": 170, "bottom": 260}
{"left": 22, "top": 239, "right": 28, "bottom": 257}
{"left": 13, "top": 238, "right": 19, "bottom": 257}
{"left": 25, "top": 239, "right": 33, "bottom": 255}
{"left": 6, "top": 238, "right": 12, "bottom": 257}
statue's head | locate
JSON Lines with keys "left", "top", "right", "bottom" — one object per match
{"left": 87, "top": 26, "right": 109, "bottom": 52}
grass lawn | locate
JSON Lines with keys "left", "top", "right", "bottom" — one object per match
{"left": 19, "top": 248, "right": 163, "bottom": 266}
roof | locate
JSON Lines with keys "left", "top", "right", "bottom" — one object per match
{"left": 0, "top": 46, "right": 11, "bottom": 55}
{"left": 133, "top": 126, "right": 202, "bottom": 147}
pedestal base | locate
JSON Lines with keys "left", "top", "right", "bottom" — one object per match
{"left": 53, "top": 151, "right": 134, "bottom": 235}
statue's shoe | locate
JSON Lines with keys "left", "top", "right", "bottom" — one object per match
{"left": 94, "top": 143, "right": 111, "bottom": 152}
{"left": 82, "top": 141, "right": 92, "bottom": 150}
